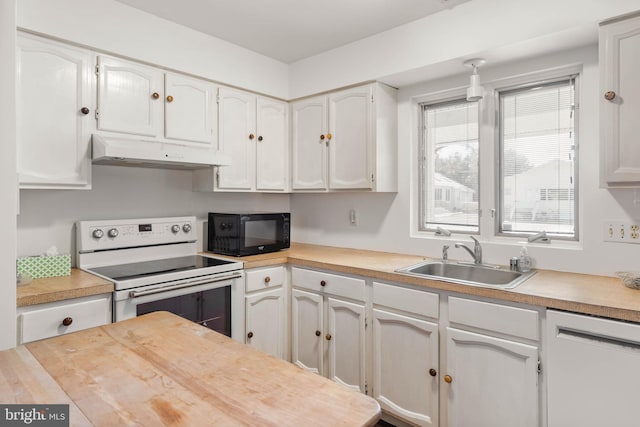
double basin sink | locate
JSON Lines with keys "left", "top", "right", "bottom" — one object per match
{"left": 395, "top": 260, "right": 535, "bottom": 289}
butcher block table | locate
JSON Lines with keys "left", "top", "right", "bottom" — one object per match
{"left": 0, "top": 312, "right": 380, "bottom": 426}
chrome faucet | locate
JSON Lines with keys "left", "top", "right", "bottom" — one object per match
{"left": 455, "top": 236, "right": 483, "bottom": 264}
{"left": 442, "top": 244, "right": 449, "bottom": 262}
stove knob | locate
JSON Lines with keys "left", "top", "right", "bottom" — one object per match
{"left": 108, "top": 228, "right": 119, "bottom": 238}
{"left": 92, "top": 229, "right": 104, "bottom": 239}
{"left": 182, "top": 223, "right": 192, "bottom": 233}
{"left": 171, "top": 224, "right": 180, "bottom": 234}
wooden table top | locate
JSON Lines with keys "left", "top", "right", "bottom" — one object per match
{"left": 2, "top": 312, "right": 380, "bottom": 427}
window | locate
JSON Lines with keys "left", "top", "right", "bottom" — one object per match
{"left": 498, "top": 78, "right": 577, "bottom": 239}
{"left": 420, "top": 99, "right": 479, "bottom": 233}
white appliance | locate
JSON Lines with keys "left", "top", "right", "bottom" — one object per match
{"left": 76, "top": 216, "right": 244, "bottom": 341}
{"left": 546, "top": 310, "right": 640, "bottom": 426}
{"left": 92, "top": 134, "right": 231, "bottom": 170}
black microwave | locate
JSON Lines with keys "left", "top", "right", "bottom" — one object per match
{"left": 207, "top": 212, "right": 290, "bottom": 256}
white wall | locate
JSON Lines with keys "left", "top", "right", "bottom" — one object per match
{"left": 0, "top": 0, "right": 17, "bottom": 350}
{"left": 291, "top": 45, "right": 640, "bottom": 277}
{"left": 18, "top": 0, "right": 289, "bottom": 99}
{"left": 289, "top": 0, "right": 640, "bottom": 97}
{"left": 18, "top": 166, "right": 289, "bottom": 263}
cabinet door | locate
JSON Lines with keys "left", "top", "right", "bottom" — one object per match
{"left": 245, "top": 287, "right": 284, "bottom": 359}
{"left": 373, "top": 309, "right": 439, "bottom": 427}
{"left": 291, "top": 96, "right": 328, "bottom": 190}
{"left": 328, "top": 86, "right": 372, "bottom": 190}
{"left": 601, "top": 15, "right": 640, "bottom": 185}
{"left": 291, "top": 289, "right": 323, "bottom": 375}
{"left": 256, "top": 97, "right": 288, "bottom": 191}
{"left": 16, "top": 35, "right": 93, "bottom": 189}
{"left": 97, "top": 56, "right": 164, "bottom": 137}
{"left": 444, "top": 327, "right": 539, "bottom": 427}
{"left": 217, "top": 87, "right": 256, "bottom": 190}
{"left": 164, "top": 73, "right": 216, "bottom": 144}
{"left": 326, "top": 297, "right": 365, "bottom": 393}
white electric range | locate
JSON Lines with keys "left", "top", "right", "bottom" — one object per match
{"left": 76, "top": 216, "right": 244, "bottom": 340}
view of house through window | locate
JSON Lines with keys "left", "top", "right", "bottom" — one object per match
{"left": 420, "top": 99, "right": 479, "bottom": 233}
{"left": 499, "top": 78, "right": 577, "bottom": 238}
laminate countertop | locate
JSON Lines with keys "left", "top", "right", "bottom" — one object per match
{"left": 17, "top": 269, "right": 113, "bottom": 307}
{"left": 0, "top": 311, "right": 380, "bottom": 427}
{"left": 206, "top": 242, "right": 640, "bottom": 323}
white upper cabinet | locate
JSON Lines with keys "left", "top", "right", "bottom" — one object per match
{"left": 256, "top": 97, "right": 289, "bottom": 191}
{"left": 600, "top": 12, "right": 640, "bottom": 187}
{"left": 217, "top": 87, "right": 256, "bottom": 190}
{"left": 97, "top": 55, "right": 164, "bottom": 138}
{"left": 193, "top": 88, "right": 289, "bottom": 192}
{"left": 165, "top": 73, "right": 216, "bottom": 144}
{"left": 328, "top": 87, "right": 372, "bottom": 189}
{"left": 17, "top": 34, "right": 94, "bottom": 189}
{"left": 291, "top": 82, "right": 397, "bottom": 192}
{"left": 291, "top": 95, "right": 328, "bottom": 190}
{"left": 97, "top": 55, "right": 216, "bottom": 145}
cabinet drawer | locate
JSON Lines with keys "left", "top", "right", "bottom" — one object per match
{"left": 18, "top": 294, "right": 112, "bottom": 344}
{"left": 373, "top": 281, "right": 439, "bottom": 319}
{"left": 292, "top": 267, "right": 365, "bottom": 301}
{"left": 246, "top": 266, "right": 285, "bottom": 292}
{"left": 448, "top": 296, "right": 539, "bottom": 341}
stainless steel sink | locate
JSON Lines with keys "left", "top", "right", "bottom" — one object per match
{"left": 395, "top": 261, "right": 535, "bottom": 289}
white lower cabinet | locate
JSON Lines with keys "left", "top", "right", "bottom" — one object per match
{"left": 372, "top": 281, "right": 440, "bottom": 426}
{"left": 244, "top": 266, "right": 285, "bottom": 359}
{"left": 291, "top": 267, "right": 366, "bottom": 393}
{"left": 444, "top": 327, "right": 539, "bottom": 427}
{"left": 17, "top": 294, "right": 112, "bottom": 345}
{"left": 370, "top": 283, "right": 541, "bottom": 427}
{"left": 373, "top": 309, "right": 439, "bottom": 426}
{"left": 443, "top": 296, "right": 540, "bottom": 427}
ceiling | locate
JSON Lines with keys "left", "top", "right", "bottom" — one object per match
{"left": 114, "top": 0, "right": 471, "bottom": 63}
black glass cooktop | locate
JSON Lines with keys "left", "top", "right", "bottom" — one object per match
{"left": 89, "top": 255, "right": 235, "bottom": 282}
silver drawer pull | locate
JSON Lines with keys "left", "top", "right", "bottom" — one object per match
{"left": 129, "top": 273, "right": 242, "bottom": 298}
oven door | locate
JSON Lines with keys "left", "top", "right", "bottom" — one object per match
{"left": 114, "top": 272, "right": 242, "bottom": 337}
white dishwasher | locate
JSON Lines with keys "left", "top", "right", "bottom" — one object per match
{"left": 546, "top": 310, "right": 640, "bottom": 427}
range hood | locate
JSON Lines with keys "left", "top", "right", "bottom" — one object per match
{"left": 92, "top": 134, "right": 231, "bottom": 170}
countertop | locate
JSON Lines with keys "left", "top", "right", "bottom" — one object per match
{"left": 17, "top": 269, "right": 113, "bottom": 307}
{"left": 209, "top": 242, "right": 640, "bottom": 323}
{"left": 0, "top": 311, "right": 380, "bottom": 427}
{"left": 16, "top": 243, "right": 640, "bottom": 323}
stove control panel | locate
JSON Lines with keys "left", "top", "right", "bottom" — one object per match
{"left": 77, "top": 216, "right": 197, "bottom": 252}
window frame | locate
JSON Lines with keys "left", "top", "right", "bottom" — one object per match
{"left": 493, "top": 74, "right": 580, "bottom": 241}
{"left": 413, "top": 65, "right": 582, "bottom": 244}
{"left": 418, "top": 94, "right": 481, "bottom": 234}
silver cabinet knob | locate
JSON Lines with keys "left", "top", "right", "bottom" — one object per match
{"left": 182, "top": 223, "right": 192, "bottom": 233}
{"left": 107, "top": 228, "right": 119, "bottom": 238}
{"left": 92, "top": 229, "right": 104, "bottom": 239}
{"left": 171, "top": 224, "right": 180, "bottom": 233}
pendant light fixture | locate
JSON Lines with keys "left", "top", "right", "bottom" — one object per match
{"left": 464, "top": 58, "right": 486, "bottom": 101}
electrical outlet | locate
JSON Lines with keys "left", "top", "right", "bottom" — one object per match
{"left": 603, "top": 220, "right": 640, "bottom": 243}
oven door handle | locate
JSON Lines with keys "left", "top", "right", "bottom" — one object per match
{"left": 128, "top": 273, "right": 242, "bottom": 298}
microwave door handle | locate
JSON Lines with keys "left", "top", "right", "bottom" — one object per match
{"left": 129, "top": 273, "right": 242, "bottom": 298}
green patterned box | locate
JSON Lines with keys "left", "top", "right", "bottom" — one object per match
{"left": 16, "top": 254, "right": 71, "bottom": 279}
